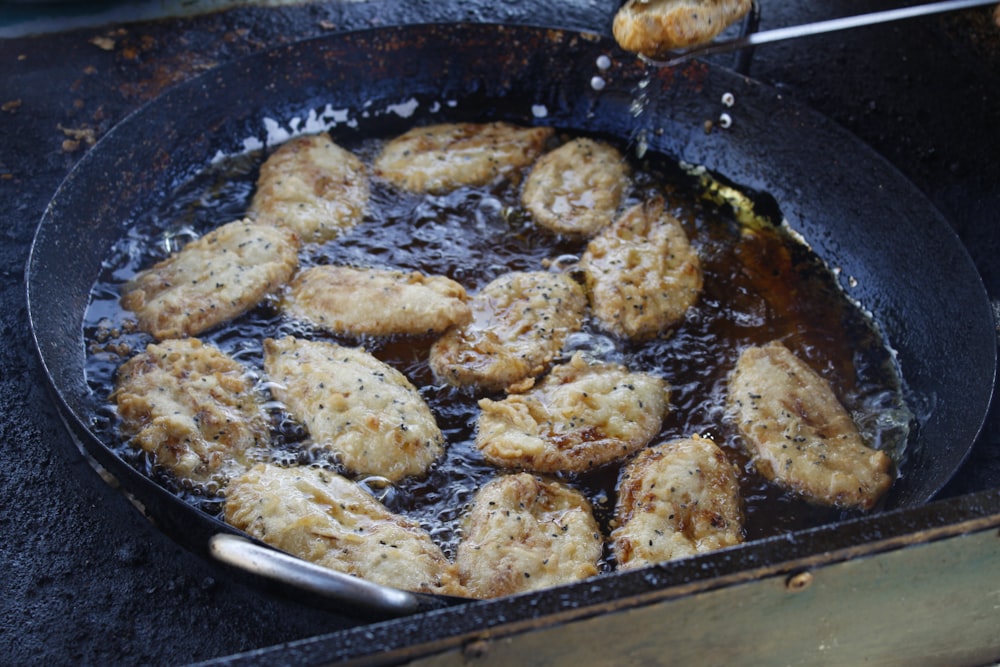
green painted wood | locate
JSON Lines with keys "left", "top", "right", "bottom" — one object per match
{"left": 409, "top": 527, "right": 1000, "bottom": 667}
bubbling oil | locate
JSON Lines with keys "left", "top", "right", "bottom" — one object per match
{"left": 83, "top": 130, "right": 913, "bottom": 570}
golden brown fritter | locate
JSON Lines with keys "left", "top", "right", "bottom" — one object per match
{"left": 613, "top": 0, "right": 753, "bottom": 57}
{"left": 282, "top": 265, "right": 471, "bottom": 337}
{"left": 373, "top": 121, "right": 554, "bottom": 194}
{"left": 430, "top": 270, "right": 588, "bottom": 394}
{"left": 476, "top": 353, "right": 670, "bottom": 473}
{"left": 249, "top": 132, "right": 369, "bottom": 243}
{"left": 113, "top": 338, "right": 269, "bottom": 488}
{"left": 263, "top": 336, "right": 443, "bottom": 482}
{"left": 455, "top": 473, "right": 602, "bottom": 598}
{"left": 521, "top": 137, "right": 630, "bottom": 237}
{"left": 580, "top": 196, "right": 702, "bottom": 341}
{"left": 225, "top": 463, "right": 465, "bottom": 596}
{"left": 612, "top": 435, "right": 743, "bottom": 569}
{"left": 120, "top": 218, "right": 299, "bottom": 340}
{"left": 726, "top": 341, "right": 895, "bottom": 510}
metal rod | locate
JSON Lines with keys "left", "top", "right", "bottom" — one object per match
{"left": 731, "top": 0, "right": 762, "bottom": 74}
{"left": 643, "top": 0, "right": 997, "bottom": 67}
{"left": 209, "top": 533, "right": 422, "bottom": 615}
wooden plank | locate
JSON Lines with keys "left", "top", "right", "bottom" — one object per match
{"left": 409, "top": 527, "right": 1000, "bottom": 667}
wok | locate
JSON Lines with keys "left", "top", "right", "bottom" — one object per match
{"left": 26, "top": 22, "right": 996, "bottom": 616}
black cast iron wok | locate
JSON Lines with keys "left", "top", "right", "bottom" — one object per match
{"left": 26, "top": 22, "right": 996, "bottom": 616}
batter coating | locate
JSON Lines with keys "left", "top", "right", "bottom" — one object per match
{"left": 612, "top": 435, "right": 743, "bottom": 569}
{"left": 249, "top": 132, "right": 369, "bottom": 243}
{"left": 120, "top": 218, "right": 299, "bottom": 340}
{"left": 521, "top": 137, "right": 630, "bottom": 237}
{"left": 283, "top": 265, "right": 471, "bottom": 337}
{"left": 726, "top": 341, "right": 895, "bottom": 510}
{"left": 580, "top": 196, "right": 702, "bottom": 341}
{"left": 455, "top": 473, "right": 602, "bottom": 598}
{"left": 263, "top": 336, "right": 444, "bottom": 482}
{"left": 113, "top": 338, "right": 269, "bottom": 488}
{"left": 373, "top": 121, "right": 554, "bottom": 194}
{"left": 429, "top": 270, "right": 588, "bottom": 394}
{"left": 225, "top": 463, "right": 465, "bottom": 596}
{"left": 613, "top": 0, "right": 753, "bottom": 57}
{"left": 476, "top": 353, "right": 670, "bottom": 473}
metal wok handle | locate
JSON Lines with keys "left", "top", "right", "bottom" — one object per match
{"left": 209, "top": 533, "right": 421, "bottom": 615}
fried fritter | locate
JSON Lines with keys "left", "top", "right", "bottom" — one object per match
{"left": 373, "top": 121, "right": 553, "bottom": 194}
{"left": 249, "top": 132, "right": 369, "bottom": 243}
{"left": 283, "top": 265, "right": 471, "bottom": 337}
{"left": 521, "top": 137, "right": 630, "bottom": 237}
{"left": 613, "top": 0, "right": 753, "bottom": 57}
{"left": 476, "top": 353, "right": 670, "bottom": 473}
{"left": 263, "top": 336, "right": 443, "bottom": 482}
{"left": 612, "top": 435, "right": 743, "bottom": 569}
{"left": 726, "top": 341, "right": 895, "bottom": 510}
{"left": 120, "top": 218, "right": 299, "bottom": 340}
{"left": 113, "top": 338, "right": 269, "bottom": 488}
{"left": 580, "top": 196, "right": 702, "bottom": 341}
{"left": 429, "top": 271, "right": 588, "bottom": 394}
{"left": 455, "top": 473, "right": 602, "bottom": 598}
{"left": 225, "top": 463, "right": 465, "bottom": 596}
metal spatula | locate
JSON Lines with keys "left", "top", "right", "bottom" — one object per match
{"left": 641, "top": 0, "right": 997, "bottom": 68}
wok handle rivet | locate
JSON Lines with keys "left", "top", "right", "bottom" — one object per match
{"left": 785, "top": 571, "right": 814, "bottom": 592}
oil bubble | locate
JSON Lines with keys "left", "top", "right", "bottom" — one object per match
{"left": 634, "top": 129, "right": 649, "bottom": 158}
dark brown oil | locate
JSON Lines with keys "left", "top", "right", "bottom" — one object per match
{"left": 83, "top": 131, "right": 912, "bottom": 569}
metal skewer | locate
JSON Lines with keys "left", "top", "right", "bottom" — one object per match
{"left": 641, "top": 0, "right": 997, "bottom": 68}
